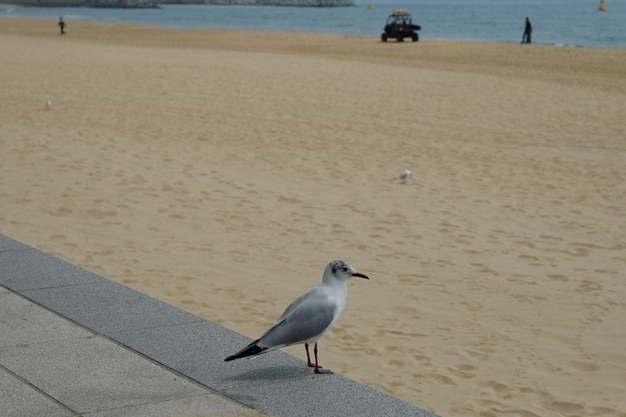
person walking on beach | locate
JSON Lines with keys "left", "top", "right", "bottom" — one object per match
{"left": 58, "top": 17, "right": 66, "bottom": 35}
{"left": 521, "top": 17, "right": 532, "bottom": 44}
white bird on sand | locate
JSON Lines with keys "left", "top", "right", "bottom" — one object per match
{"left": 224, "top": 260, "right": 369, "bottom": 374}
{"left": 46, "top": 99, "right": 53, "bottom": 110}
{"left": 394, "top": 169, "right": 413, "bottom": 183}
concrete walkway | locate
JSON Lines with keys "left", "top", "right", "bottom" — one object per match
{"left": 0, "top": 234, "right": 439, "bottom": 417}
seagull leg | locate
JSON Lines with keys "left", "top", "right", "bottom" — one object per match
{"left": 313, "top": 343, "right": 333, "bottom": 375}
{"left": 305, "top": 343, "right": 316, "bottom": 368}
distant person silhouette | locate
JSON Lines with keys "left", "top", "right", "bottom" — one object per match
{"left": 58, "top": 17, "right": 66, "bottom": 35}
{"left": 521, "top": 17, "right": 532, "bottom": 44}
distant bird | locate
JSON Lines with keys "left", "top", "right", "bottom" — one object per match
{"left": 224, "top": 260, "right": 369, "bottom": 374}
{"left": 46, "top": 99, "right": 53, "bottom": 110}
{"left": 394, "top": 169, "right": 412, "bottom": 183}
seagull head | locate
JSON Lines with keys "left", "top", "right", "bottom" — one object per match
{"left": 323, "top": 260, "right": 369, "bottom": 284}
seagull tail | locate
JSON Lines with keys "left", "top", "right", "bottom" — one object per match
{"left": 224, "top": 339, "right": 269, "bottom": 361}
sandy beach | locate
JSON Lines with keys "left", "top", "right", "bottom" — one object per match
{"left": 2, "top": 18, "right": 625, "bottom": 417}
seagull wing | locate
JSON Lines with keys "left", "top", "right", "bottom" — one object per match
{"left": 257, "top": 286, "right": 339, "bottom": 349}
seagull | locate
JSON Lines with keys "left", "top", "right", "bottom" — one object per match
{"left": 224, "top": 260, "right": 369, "bottom": 374}
{"left": 46, "top": 99, "right": 53, "bottom": 110}
{"left": 394, "top": 169, "right": 412, "bottom": 183}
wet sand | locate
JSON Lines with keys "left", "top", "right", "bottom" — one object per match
{"left": 1, "top": 18, "right": 625, "bottom": 417}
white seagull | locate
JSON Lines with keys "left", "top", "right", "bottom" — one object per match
{"left": 46, "top": 99, "right": 53, "bottom": 110}
{"left": 224, "top": 260, "right": 369, "bottom": 374}
{"left": 394, "top": 169, "right": 412, "bottom": 183}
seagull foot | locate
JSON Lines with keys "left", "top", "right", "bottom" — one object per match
{"left": 314, "top": 367, "right": 333, "bottom": 375}
{"left": 308, "top": 361, "right": 328, "bottom": 371}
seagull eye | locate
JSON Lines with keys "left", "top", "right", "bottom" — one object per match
{"left": 342, "top": 267, "right": 348, "bottom": 272}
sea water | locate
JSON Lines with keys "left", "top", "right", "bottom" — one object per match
{"left": 2, "top": 0, "right": 625, "bottom": 49}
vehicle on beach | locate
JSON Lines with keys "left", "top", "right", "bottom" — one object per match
{"left": 381, "top": 9, "right": 421, "bottom": 42}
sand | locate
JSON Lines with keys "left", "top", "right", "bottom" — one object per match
{"left": 1, "top": 17, "right": 625, "bottom": 417}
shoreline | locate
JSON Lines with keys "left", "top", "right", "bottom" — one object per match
{"left": 3, "top": 12, "right": 626, "bottom": 50}
{"left": 2, "top": 17, "right": 625, "bottom": 417}
{"left": 2, "top": 17, "right": 625, "bottom": 72}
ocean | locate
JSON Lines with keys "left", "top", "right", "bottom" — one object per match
{"left": 2, "top": 0, "right": 625, "bottom": 49}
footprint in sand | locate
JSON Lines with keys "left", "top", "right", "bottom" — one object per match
{"left": 566, "top": 360, "right": 601, "bottom": 372}
{"left": 448, "top": 363, "right": 477, "bottom": 379}
{"left": 391, "top": 305, "right": 418, "bottom": 317}
{"left": 478, "top": 380, "right": 512, "bottom": 399}
{"left": 546, "top": 273, "right": 569, "bottom": 282}
{"left": 429, "top": 373, "right": 456, "bottom": 386}
{"left": 48, "top": 206, "right": 73, "bottom": 216}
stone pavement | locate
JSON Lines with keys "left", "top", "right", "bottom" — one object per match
{"left": 0, "top": 233, "right": 439, "bottom": 417}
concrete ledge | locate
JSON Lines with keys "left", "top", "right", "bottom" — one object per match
{"left": 0, "top": 234, "right": 439, "bottom": 417}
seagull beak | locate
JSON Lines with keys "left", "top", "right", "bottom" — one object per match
{"left": 352, "top": 272, "right": 369, "bottom": 280}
